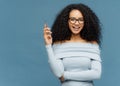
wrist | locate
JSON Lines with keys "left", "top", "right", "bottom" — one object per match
{"left": 45, "top": 44, "right": 52, "bottom": 50}
{"left": 59, "top": 75, "right": 65, "bottom": 83}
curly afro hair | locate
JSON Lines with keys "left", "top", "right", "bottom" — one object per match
{"left": 51, "top": 3, "right": 102, "bottom": 45}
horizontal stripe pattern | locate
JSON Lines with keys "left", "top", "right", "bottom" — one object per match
{"left": 52, "top": 42, "right": 101, "bottom": 62}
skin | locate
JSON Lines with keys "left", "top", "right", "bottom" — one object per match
{"left": 68, "top": 9, "right": 84, "bottom": 35}
{"left": 43, "top": 24, "right": 52, "bottom": 45}
{"left": 44, "top": 9, "right": 85, "bottom": 45}
{"left": 67, "top": 9, "right": 85, "bottom": 43}
{"left": 43, "top": 9, "right": 97, "bottom": 82}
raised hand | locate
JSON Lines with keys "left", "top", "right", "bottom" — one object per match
{"left": 43, "top": 24, "right": 52, "bottom": 45}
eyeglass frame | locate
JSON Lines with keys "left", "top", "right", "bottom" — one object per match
{"left": 69, "top": 17, "right": 84, "bottom": 24}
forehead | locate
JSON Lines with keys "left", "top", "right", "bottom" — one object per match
{"left": 69, "top": 9, "right": 83, "bottom": 18}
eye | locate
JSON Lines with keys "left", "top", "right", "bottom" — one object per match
{"left": 78, "top": 18, "right": 84, "bottom": 21}
{"left": 70, "top": 17, "right": 76, "bottom": 21}
{"left": 69, "top": 17, "right": 84, "bottom": 24}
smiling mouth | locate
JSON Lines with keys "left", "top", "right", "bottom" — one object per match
{"left": 72, "top": 26, "right": 80, "bottom": 31}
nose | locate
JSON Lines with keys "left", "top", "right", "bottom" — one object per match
{"left": 75, "top": 20, "right": 79, "bottom": 25}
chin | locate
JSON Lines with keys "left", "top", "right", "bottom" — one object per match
{"left": 72, "top": 32, "right": 80, "bottom": 35}
{"left": 71, "top": 30, "right": 81, "bottom": 35}
{"left": 70, "top": 27, "right": 82, "bottom": 34}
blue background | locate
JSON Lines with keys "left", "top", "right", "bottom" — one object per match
{"left": 0, "top": 0, "right": 120, "bottom": 86}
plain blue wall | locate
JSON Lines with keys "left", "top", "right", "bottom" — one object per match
{"left": 0, "top": 0, "right": 120, "bottom": 86}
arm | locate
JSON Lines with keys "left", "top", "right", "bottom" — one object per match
{"left": 63, "top": 60, "right": 102, "bottom": 81}
{"left": 46, "top": 44, "right": 64, "bottom": 78}
{"left": 44, "top": 24, "right": 64, "bottom": 80}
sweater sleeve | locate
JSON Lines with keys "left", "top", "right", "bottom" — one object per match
{"left": 63, "top": 60, "right": 102, "bottom": 81}
{"left": 45, "top": 44, "right": 64, "bottom": 78}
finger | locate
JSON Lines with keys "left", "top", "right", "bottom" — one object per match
{"left": 44, "top": 27, "right": 50, "bottom": 30}
{"left": 44, "top": 28, "right": 51, "bottom": 33}
{"left": 45, "top": 31, "right": 52, "bottom": 35}
{"left": 44, "top": 26, "right": 50, "bottom": 32}
{"left": 47, "top": 35, "right": 52, "bottom": 38}
{"left": 44, "top": 23, "right": 47, "bottom": 28}
{"left": 44, "top": 34, "right": 52, "bottom": 39}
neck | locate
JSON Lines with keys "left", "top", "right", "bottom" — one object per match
{"left": 70, "top": 34, "right": 83, "bottom": 41}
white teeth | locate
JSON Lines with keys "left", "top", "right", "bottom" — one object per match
{"left": 72, "top": 26, "right": 80, "bottom": 31}
{"left": 74, "top": 28, "right": 79, "bottom": 31}
{"left": 73, "top": 27, "right": 80, "bottom": 29}
{"left": 76, "top": 27, "right": 79, "bottom": 28}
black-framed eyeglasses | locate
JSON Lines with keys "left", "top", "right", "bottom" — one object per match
{"left": 69, "top": 17, "right": 84, "bottom": 24}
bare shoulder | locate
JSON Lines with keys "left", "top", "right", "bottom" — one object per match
{"left": 91, "top": 41, "right": 98, "bottom": 45}
{"left": 53, "top": 41, "right": 62, "bottom": 44}
{"left": 53, "top": 40, "right": 67, "bottom": 44}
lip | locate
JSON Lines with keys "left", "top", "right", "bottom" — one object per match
{"left": 72, "top": 26, "right": 80, "bottom": 31}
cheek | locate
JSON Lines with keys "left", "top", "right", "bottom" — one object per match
{"left": 81, "top": 23, "right": 84, "bottom": 27}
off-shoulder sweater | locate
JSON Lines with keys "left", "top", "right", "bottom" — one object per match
{"left": 45, "top": 42, "right": 102, "bottom": 81}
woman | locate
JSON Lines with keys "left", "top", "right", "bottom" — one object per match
{"left": 43, "top": 3, "right": 102, "bottom": 86}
